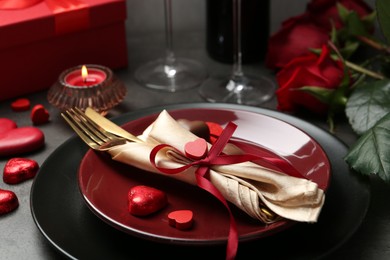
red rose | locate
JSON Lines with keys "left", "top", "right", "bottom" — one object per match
{"left": 307, "top": 0, "right": 373, "bottom": 30}
{"left": 266, "top": 0, "right": 373, "bottom": 70}
{"left": 276, "top": 45, "right": 346, "bottom": 115}
{"left": 265, "top": 14, "right": 329, "bottom": 70}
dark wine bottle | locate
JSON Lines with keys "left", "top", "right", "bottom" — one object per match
{"left": 206, "top": 0, "right": 270, "bottom": 64}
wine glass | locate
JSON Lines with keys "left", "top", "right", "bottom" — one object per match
{"left": 199, "top": 0, "right": 275, "bottom": 105}
{"left": 134, "top": 0, "right": 207, "bottom": 92}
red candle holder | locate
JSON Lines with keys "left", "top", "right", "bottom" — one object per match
{"left": 47, "top": 64, "right": 126, "bottom": 114}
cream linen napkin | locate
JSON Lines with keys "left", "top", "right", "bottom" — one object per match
{"left": 108, "top": 110, "right": 325, "bottom": 224}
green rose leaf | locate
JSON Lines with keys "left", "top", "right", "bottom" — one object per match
{"left": 338, "top": 3, "right": 372, "bottom": 37}
{"left": 376, "top": 0, "right": 390, "bottom": 44}
{"left": 345, "top": 10, "right": 370, "bottom": 37}
{"left": 345, "top": 79, "right": 390, "bottom": 135}
{"left": 337, "top": 3, "right": 350, "bottom": 22}
{"left": 345, "top": 112, "right": 390, "bottom": 183}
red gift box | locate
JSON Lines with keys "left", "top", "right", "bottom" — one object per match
{"left": 0, "top": 0, "right": 128, "bottom": 101}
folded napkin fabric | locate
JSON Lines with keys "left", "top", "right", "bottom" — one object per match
{"left": 108, "top": 110, "right": 325, "bottom": 224}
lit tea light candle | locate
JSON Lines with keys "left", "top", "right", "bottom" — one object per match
{"left": 64, "top": 65, "right": 107, "bottom": 87}
{"left": 48, "top": 64, "right": 127, "bottom": 113}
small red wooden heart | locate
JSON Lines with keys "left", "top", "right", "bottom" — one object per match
{"left": 168, "top": 210, "right": 194, "bottom": 230}
{"left": 11, "top": 98, "right": 31, "bottom": 112}
{"left": 31, "top": 104, "right": 50, "bottom": 125}
{"left": 3, "top": 158, "right": 39, "bottom": 184}
{"left": 184, "top": 138, "right": 208, "bottom": 160}
{"left": 128, "top": 185, "right": 168, "bottom": 216}
{"left": 0, "top": 188, "right": 19, "bottom": 215}
{"left": 0, "top": 118, "right": 45, "bottom": 157}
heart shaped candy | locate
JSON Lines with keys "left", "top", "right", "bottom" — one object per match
{"left": 168, "top": 210, "right": 194, "bottom": 230}
{"left": 31, "top": 104, "right": 50, "bottom": 125}
{"left": 128, "top": 185, "right": 168, "bottom": 216}
{"left": 0, "top": 118, "right": 45, "bottom": 157}
{"left": 184, "top": 138, "right": 208, "bottom": 160}
{"left": 11, "top": 98, "right": 30, "bottom": 112}
{"left": 0, "top": 188, "right": 19, "bottom": 215}
{"left": 3, "top": 158, "right": 39, "bottom": 184}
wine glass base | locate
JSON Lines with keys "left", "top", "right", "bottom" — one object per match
{"left": 134, "top": 57, "right": 208, "bottom": 92}
{"left": 199, "top": 74, "right": 276, "bottom": 106}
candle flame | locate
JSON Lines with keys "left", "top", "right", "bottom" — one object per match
{"left": 81, "top": 65, "right": 88, "bottom": 82}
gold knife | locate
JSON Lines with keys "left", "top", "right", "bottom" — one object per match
{"left": 85, "top": 107, "right": 143, "bottom": 143}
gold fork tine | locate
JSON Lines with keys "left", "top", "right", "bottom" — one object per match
{"left": 61, "top": 111, "right": 102, "bottom": 150}
{"left": 72, "top": 108, "right": 133, "bottom": 149}
{"left": 84, "top": 107, "right": 144, "bottom": 143}
{"left": 70, "top": 108, "right": 113, "bottom": 144}
{"left": 62, "top": 108, "right": 128, "bottom": 151}
{"left": 65, "top": 109, "right": 107, "bottom": 146}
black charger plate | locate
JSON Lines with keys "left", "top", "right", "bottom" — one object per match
{"left": 30, "top": 103, "right": 370, "bottom": 259}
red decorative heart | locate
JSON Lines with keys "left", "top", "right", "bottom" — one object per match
{"left": 0, "top": 118, "right": 17, "bottom": 135}
{"left": 0, "top": 188, "right": 19, "bottom": 215}
{"left": 184, "top": 138, "right": 208, "bottom": 160}
{"left": 11, "top": 98, "right": 31, "bottom": 112}
{"left": 31, "top": 104, "right": 50, "bottom": 125}
{"left": 128, "top": 185, "right": 168, "bottom": 216}
{"left": 168, "top": 210, "right": 194, "bottom": 230}
{"left": 0, "top": 118, "right": 45, "bottom": 157}
{"left": 3, "top": 158, "right": 39, "bottom": 184}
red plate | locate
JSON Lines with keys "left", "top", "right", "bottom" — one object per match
{"left": 78, "top": 107, "right": 331, "bottom": 245}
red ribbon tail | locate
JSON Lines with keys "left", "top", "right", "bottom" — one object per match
{"left": 195, "top": 166, "right": 238, "bottom": 260}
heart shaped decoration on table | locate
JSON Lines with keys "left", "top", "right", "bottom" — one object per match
{"left": 31, "top": 104, "right": 50, "bottom": 125}
{"left": 0, "top": 188, "right": 19, "bottom": 215}
{"left": 168, "top": 210, "right": 194, "bottom": 230}
{"left": 0, "top": 118, "right": 45, "bottom": 157}
{"left": 11, "top": 98, "right": 30, "bottom": 112}
{"left": 3, "top": 158, "right": 39, "bottom": 184}
{"left": 184, "top": 138, "right": 208, "bottom": 160}
{"left": 0, "top": 118, "right": 17, "bottom": 134}
{"left": 128, "top": 185, "right": 168, "bottom": 216}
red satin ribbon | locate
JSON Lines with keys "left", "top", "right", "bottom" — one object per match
{"left": 0, "top": 0, "right": 85, "bottom": 10}
{"left": 0, "top": 0, "right": 89, "bottom": 35}
{"left": 45, "top": 0, "right": 87, "bottom": 12}
{"left": 150, "top": 122, "right": 304, "bottom": 260}
{"left": 0, "top": 0, "right": 42, "bottom": 9}
{"left": 46, "top": 0, "right": 89, "bottom": 34}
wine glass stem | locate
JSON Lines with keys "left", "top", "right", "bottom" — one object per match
{"left": 164, "top": 0, "right": 175, "bottom": 67}
{"left": 232, "top": 0, "right": 244, "bottom": 79}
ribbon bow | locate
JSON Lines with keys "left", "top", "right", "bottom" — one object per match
{"left": 150, "top": 121, "right": 304, "bottom": 260}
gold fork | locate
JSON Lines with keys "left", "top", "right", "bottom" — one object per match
{"left": 61, "top": 108, "right": 129, "bottom": 151}
{"left": 84, "top": 107, "right": 143, "bottom": 143}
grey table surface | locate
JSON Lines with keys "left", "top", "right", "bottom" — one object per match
{"left": 1, "top": 1, "right": 389, "bottom": 259}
